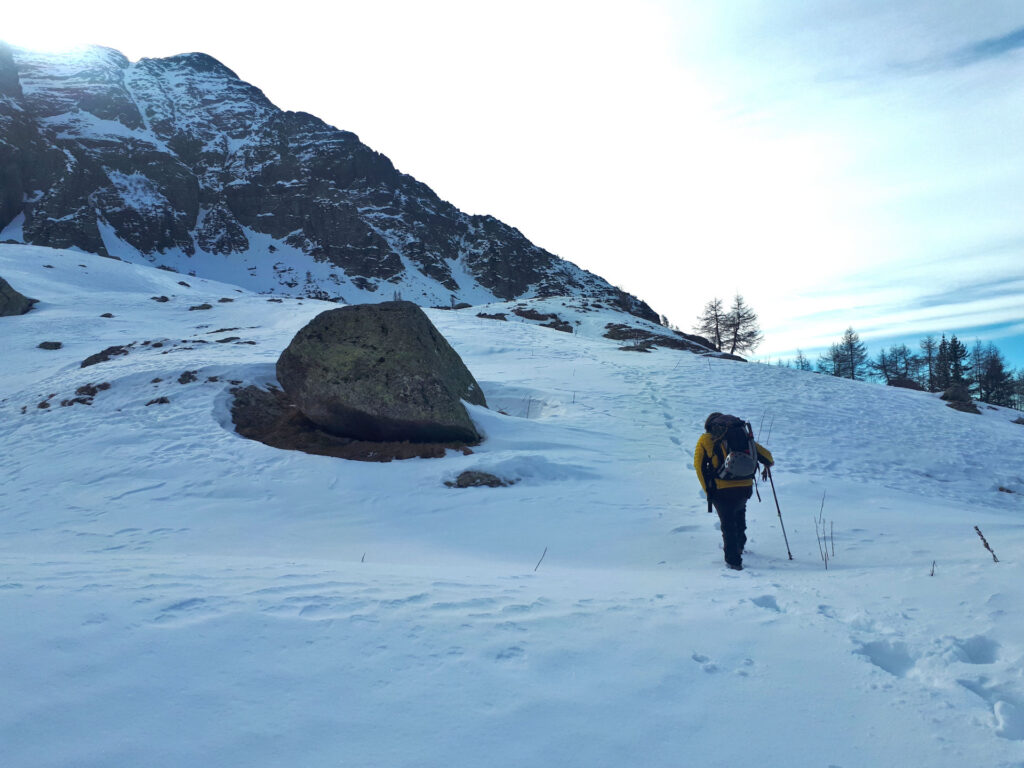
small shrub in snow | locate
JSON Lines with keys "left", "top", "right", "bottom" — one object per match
{"left": 814, "top": 491, "right": 836, "bottom": 570}
{"left": 974, "top": 526, "right": 999, "bottom": 563}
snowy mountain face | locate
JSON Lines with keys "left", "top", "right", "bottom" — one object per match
{"left": 0, "top": 43, "right": 656, "bottom": 317}
{"left": 3, "top": 245, "right": 1024, "bottom": 768}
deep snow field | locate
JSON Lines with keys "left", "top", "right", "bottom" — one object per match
{"left": 2, "top": 244, "right": 1023, "bottom": 768}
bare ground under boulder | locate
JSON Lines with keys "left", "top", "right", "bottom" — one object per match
{"left": 231, "top": 385, "right": 476, "bottom": 462}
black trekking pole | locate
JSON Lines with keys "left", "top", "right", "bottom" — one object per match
{"left": 702, "top": 456, "right": 715, "bottom": 515}
{"left": 766, "top": 467, "right": 793, "bottom": 560}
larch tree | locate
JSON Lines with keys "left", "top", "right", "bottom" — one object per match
{"left": 948, "top": 335, "right": 969, "bottom": 385}
{"left": 817, "top": 343, "right": 843, "bottom": 376}
{"left": 794, "top": 349, "right": 812, "bottom": 371}
{"left": 976, "top": 343, "right": 1014, "bottom": 406}
{"left": 919, "top": 335, "right": 938, "bottom": 391}
{"left": 889, "top": 344, "right": 920, "bottom": 381}
{"left": 694, "top": 297, "right": 726, "bottom": 351}
{"left": 935, "top": 335, "right": 951, "bottom": 391}
{"left": 870, "top": 347, "right": 895, "bottom": 384}
{"left": 837, "top": 327, "right": 869, "bottom": 380}
{"left": 722, "top": 293, "right": 763, "bottom": 355}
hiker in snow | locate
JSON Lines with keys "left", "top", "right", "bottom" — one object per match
{"left": 694, "top": 412, "right": 774, "bottom": 571}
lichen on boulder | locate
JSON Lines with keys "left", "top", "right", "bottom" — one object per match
{"left": 276, "top": 301, "right": 486, "bottom": 444}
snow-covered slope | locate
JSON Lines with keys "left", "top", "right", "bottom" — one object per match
{"left": 2, "top": 245, "right": 1023, "bottom": 768}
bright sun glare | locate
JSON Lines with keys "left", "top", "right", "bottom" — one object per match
{"left": 2, "top": 11, "right": 103, "bottom": 54}
{"left": 5, "top": 30, "right": 88, "bottom": 54}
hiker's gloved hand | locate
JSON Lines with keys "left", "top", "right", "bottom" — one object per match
{"left": 761, "top": 467, "right": 769, "bottom": 481}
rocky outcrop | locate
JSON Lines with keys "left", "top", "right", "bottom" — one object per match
{"left": 941, "top": 383, "right": 980, "bottom": 414}
{"left": 603, "top": 323, "right": 713, "bottom": 354}
{"left": 445, "top": 470, "right": 514, "bottom": 488}
{"left": 941, "top": 383, "right": 971, "bottom": 403}
{"left": 0, "top": 275, "right": 36, "bottom": 315}
{"left": 889, "top": 376, "right": 924, "bottom": 391}
{"left": 276, "top": 302, "right": 486, "bottom": 443}
{"left": 0, "top": 43, "right": 658, "bottom": 321}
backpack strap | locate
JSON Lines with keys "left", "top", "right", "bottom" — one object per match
{"left": 714, "top": 439, "right": 728, "bottom": 465}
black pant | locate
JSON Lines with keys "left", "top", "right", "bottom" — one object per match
{"left": 712, "top": 486, "right": 752, "bottom": 566}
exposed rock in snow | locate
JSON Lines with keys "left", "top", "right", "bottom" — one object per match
{"left": 0, "top": 273, "right": 36, "bottom": 315}
{"left": 276, "top": 301, "right": 486, "bottom": 443}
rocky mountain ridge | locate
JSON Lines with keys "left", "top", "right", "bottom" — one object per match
{"left": 0, "top": 42, "right": 657, "bottom": 320}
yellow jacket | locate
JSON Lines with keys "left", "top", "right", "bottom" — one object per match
{"left": 693, "top": 432, "right": 774, "bottom": 492}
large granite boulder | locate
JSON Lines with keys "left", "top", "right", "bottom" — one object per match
{"left": 0, "top": 275, "right": 36, "bottom": 316}
{"left": 941, "top": 382, "right": 980, "bottom": 414}
{"left": 941, "top": 383, "right": 971, "bottom": 403}
{"left": 276, "top": 301, "right": 487, "bottom": 443}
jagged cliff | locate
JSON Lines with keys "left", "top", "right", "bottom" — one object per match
{"left": 0, "top": 43, "right": 657, "bottom": 319}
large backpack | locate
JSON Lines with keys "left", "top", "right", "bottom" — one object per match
{"left": 709, "top": 415, "right": 759, "bottom": 481}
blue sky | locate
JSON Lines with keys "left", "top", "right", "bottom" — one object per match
{"left": 4, "top": 0, "right": 1023, "bottom": 368}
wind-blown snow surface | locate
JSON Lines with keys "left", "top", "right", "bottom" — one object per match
{"left": 2, "top": 244, "right": 1024, "bottom": 768}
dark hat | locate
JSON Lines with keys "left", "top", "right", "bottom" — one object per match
{"left": 704, "top": 412, "right": 724, "bottom": 432}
